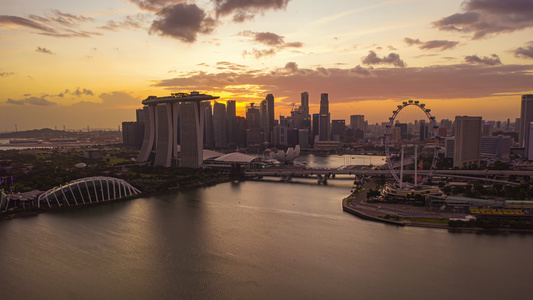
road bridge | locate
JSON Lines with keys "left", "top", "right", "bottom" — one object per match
{"left": 244, "top": 168, "right": 533, "bottom": 185}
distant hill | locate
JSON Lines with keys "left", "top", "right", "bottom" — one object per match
{"left": 0, "top": 128, "right": 115, "bottom": 139}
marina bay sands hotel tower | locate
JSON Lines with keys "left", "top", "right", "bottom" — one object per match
{"left": 136, "top": 92, "right": 219, "bottom": 168}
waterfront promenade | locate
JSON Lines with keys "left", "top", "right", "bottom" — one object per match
{"left": 343, "top": 179, "right": 464, "bottom": 229}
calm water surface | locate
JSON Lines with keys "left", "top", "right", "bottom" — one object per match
{"left": 1, "top": 155, "right": 532, "bottom": 299}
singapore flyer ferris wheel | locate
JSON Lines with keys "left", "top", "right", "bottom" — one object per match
{"left": 384, "top": 100, "right": 440, "bottom": 188}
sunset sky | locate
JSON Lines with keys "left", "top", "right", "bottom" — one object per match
{"left": 1, "top": 0, "right": 533, "bottom": 131}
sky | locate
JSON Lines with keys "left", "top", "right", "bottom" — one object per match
{"left": 1, "top": 0, "right": 533, "bottom": 131}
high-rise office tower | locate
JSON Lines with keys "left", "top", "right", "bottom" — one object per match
{"left": 312, "top": 113, "right": 319, "bottom": 140}
{"left": 520, "top": 94, "right": 533, "bottom": 147}
{"left": 279, "top": 116, "right": 289, "bottom": 146}
{"left": 213, "top": 102, "right": 227, "bottom": 148}
{"left": 260, "top": 99, "right": 270, "bottom": 143}
{"left": 527, "top": 123, "right": 533, "bottom": 160}
{"left": 235, "top": 116, "right": 247, "bottom": 147}
{"left": 331, "top": 120, "right": 347, "bottom": 142}
{"left": 454, "top": 116, "right": 482, "bottom": 168}
{"left": 204, "top": 102, "right": 214, "bottom": 149}
{"left": 246, "top": 103, "right": 260, "bottom": 129}
{"left": 301, "top": 92, "right": 309, "bottom": 117}
{"left": 482, "top": 123, "right": 493, "bottom": 136}
{"left": 266, "top": 94, "right": 275, "bottom": 143}
{"left": 136, "top": 108, "right": 145, "bottom": 123}
{"left": 122, "top": 121, "right": 144, "bottom": 149}
{"left": 298, "top": 129, "right": 310, "bottom": 148}
{"left": 291, "top": 108, "right": 305, "bottom": 130}
{"left": 226, "top": 100, "right": 237, "bottom": 145}
{"left": 350, "top": 115, "right": 364, "bottom": 130}
{"left": 445, "top": 137, "right": 455, "bottom": 158}
{"left": 350, "top": 114, "right": 365, "bottom": 140}
{"left": 395, "top": 123, "right": 408, "bottom": 140}
{"left": 319, "top": 93, "right": 330, "bottom": 141}
{"left": 482, "top": 135, "right": 512, "bottom": 160}
{"left": 419, "top": 120, "right": 428, "bottom": 141}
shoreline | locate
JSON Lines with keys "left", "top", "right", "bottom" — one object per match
{"left": 0, "top": 177, "right": 238, "bottom": 221}
{"left": 342, "top": 196, "right": 533, "bottom": 234}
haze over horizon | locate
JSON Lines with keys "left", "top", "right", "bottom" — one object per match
{"left": 1, "top": 0, "right": 533, "bottom": 131}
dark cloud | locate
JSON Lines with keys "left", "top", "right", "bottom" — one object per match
{"left": 239, "top": 30, "right": 302, "bottom": 48}
{"left": 128, "top": 0, "right": 186, "bottom": 12}
{"left": 214, "top": 0, "right": 291, "bottom": 22}
{"left": 36, "top": 46, "right": 55, "bottom": 55}
{"left": 433, "top": 12, "right": 480, "bottom": 27}
{"left": 0, "top": 12, "right": 99, "bottom": 38}
{"left": 0, "top": 15, "right": 55, "bottom": 32}
{"left": 98, "top": 15, "right": 146, "bottom": 31}
{"left": 420, "top": 40, "right": 459, "bottom": 51}
{"left": 284, "top": 42, "right": 303, "bottom": 48}
{"left": 29, "top": 10, "right": 93, "bottom": 26}
{"left": 56, "top": 88, "right": 94, "bottom": 98}
{"left": 0, "top": 72, "right": 15, "bottom": 77}
{"left": 316, "top": 67, "right": 330, "bottom": 76}
{"left": 150, "top": 3, "right": 216, "bottom": 42}
{"left": 253, "top": 31, "right": 284, "bottom": 46}
{"left": 238, "top": 30, "right": 303, "bottom": 59}
{"left": 465, "top": 54, "right": 501, "bottom": 65}
{"left": 404, "top": 38, "right": 459, "bottom": 51}
{"left": 242, "top": 48, "right": 277, "bottom": 59}
{"left": 73, "top": 88, "right": 94, "bottom": 97}
{"left": 38, "top": 30, "right": 101, "bottom": 38}
{"left": 350, "top": 65, "right": 373, "bottom": 76}
{"left": 6, "top": 97, "right": 57, "bottom": 106}
{"left": 404, "top": 38, "right": 421, "bottom": 46}
{"left": 154, "top": 63, "right": 533, "bottom": 103}
{"left": 284, "top": 62, "right": 299, "bottom": 73}
{"left": 361, "top": 51, "right": 406, "bottom": 67}
{"left": 216, "top": 61, "right": 248, "bottom": 71}
{"left": 514, "top": 41, "right": 533, "bottom": 59}
{"left": 433, "top": 0, "right": 533, "bottom": 39}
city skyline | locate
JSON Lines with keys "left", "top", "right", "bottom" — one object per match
{"left": 1, "top": 0, "right": 533, "bottom": 130}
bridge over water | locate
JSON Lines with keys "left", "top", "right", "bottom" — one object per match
{"left": 244, "top": 168, "right": 533, "bottom": 185}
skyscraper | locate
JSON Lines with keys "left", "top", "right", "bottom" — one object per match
{"left": 519, "top": 94, "right": 533, "bottom": 147}
{"left": 419, "top": 120, "right": 428, "bottom": 141}
{"left": 301, "top": 92, "right": 309, "bottom": 117}
{"left": 137, "top": 92, "right": 218, "bottom": 168}
{"left": 260, "top": 99, "right": 270, "bottom": 143}
{"left": 279, "top": 116, "right": 288, "bottom": 146}
{"left": 312, "top": 113, "right": 319, "bottom": 142}
{"left": 331, "top": 120, "right": 346, "bottom": 142}
{"left": 350, "top": 114, "right": 365, "bottom": 140}
{"left": 266, "top": 94, "right": 275, "bottom": 143}
{"left": 226, "top": 100, "right": 237, "bottom": 145}
{"left": 204, "top": 102, "right": 214, "bottom": 149}
{"left": 122, "top": 121, "right": 144, "bottom": 149}
{"left": 246, "top": 103, "right": 260, "bottom": 129}
{"left": 319, "top": 93, "right": 330, "bottom": 141}
{"left": 350, "top": 115, "right": 365, "bottom": 130}
{"left": 454, "top": 116, "right": 482, "bottom": 168}
{"left": 213, "top": 102, "right": 227, "bottom": 148}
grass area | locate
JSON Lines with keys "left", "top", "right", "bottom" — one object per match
{"left": 105, "top": 157, "right": 131, "bottom": 165}
{"left": 401, "top": 217, "right": 449, "bottom": 223}
{"left": 352, "top": 188, "right": 365, "bottom": 198}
